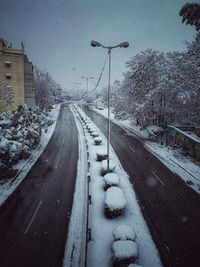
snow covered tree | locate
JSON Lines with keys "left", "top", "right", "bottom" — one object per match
{"left": 112, "top": 41, "right": 200, "bottom": 127}
{"left": 179, "top": 2, "right": 200, "bottom": 31}
{"left": 34, "top": 66, "right": 63, "bottom": 110}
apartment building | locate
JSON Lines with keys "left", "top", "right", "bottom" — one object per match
{"left": 0, "top": 38, "right": 34, "bottom": 111}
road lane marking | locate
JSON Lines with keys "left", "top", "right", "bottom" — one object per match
{"left": 55, "top": 155, "right": 61, "bottom": 169}
{"left": 62, "top": 137, "right": 65, "bottom": 144}
{"left": 129, "top": 145, "right": 135, "bottom": 153}
{"left": 151, "top": 170, "right": 165, "bottom": 186}
{"left": 24, "top": 200, "right": 42, "bottom": 235}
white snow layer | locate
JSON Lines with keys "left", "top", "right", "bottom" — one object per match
{"left": 113, "top": 224, "right": 137, "bottom": 241}
{"left": 104, "top": 173, "right": 120, "bottom": 186}
{"left": 112, "top": 240, "right": 138, "bottom": 260}
{"left": 104, "top": 186, "right": 127, "bottom": 211}
{"left": 101, "top": 159, "right": 116, "bottom": 172}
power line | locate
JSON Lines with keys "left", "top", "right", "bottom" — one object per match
{"left": 80, "top": 52, "right": 108, "bottom": 99}
{"left": 88, "top": 52, "right": 109, "bottom": 95}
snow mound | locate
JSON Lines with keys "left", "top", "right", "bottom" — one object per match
{"left": 113, "top": 225, "right": 137, "bottom": 241}
{"left": 102, "top": 159, "right": 116, "bottom": 172}
{"left": 93, "top": 137, "right": 102, "bottom": 145}
{"left": 104, "top": 173, "right": 120, "bottom": 186}
{"left": 96, "top": 149, "right": 108, "bottom": 161}
{"left": 91, "top": 131, "right": 99, "bottom": 137}
{"left": 112, "top": 240, "right": 138, "bottom": 260}
{"left": 104, "top": 186, "right": 127, "bottom": 211}
{"left": 97, "top": 149, "right": 107, "bottom": 156}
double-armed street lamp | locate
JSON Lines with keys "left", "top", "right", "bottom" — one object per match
{"left": 91, "top": 40, "right": 129, "bottom": 171}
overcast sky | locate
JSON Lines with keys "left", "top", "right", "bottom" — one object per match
{"left": 0, "top": 0, "right": 198, "bottom": 92}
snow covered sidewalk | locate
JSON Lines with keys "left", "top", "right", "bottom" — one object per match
{"left": 92, "top": 107, "right": 200, "bottom": 195}
{"left": 0, "top": 104, "right": 61, "bottom": 206}
{"left": 72, "top": 105, "right": 162, "bottom": 267}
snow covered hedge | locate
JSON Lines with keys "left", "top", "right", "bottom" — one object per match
{"left": 103, "top": 173, "right": 120, "bottom": 190}
{"left": 112, "top": 240, "right": 139, "bottom": 266}
{"left": 111, "top": 225, "right": 141, "bottom": 266}
{"left": 0, "top": 105, "right": 54, "bottom": 179}
{"left": 104, "top": 186, "right": 127, "bottom": 218}
{"left": 91, "top": 131, "right": 99, "bottom": 137}
{"left": 96, "top": 149, "right": 108, "bottom": 161}
{"left": 112, "top": 225, "right": 137, "bottom": 242}
{"left": 101, "top": 159, "right": 116, "bottom": 175}
{"left": 93, "top": 137, "right": 102, "bottom": 145}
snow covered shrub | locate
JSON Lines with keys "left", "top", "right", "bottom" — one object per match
{"left": 103, "top": 173, "right": 120, "bottom": 190}
{"left": 91, "top": 131, "right": 99, "bottom": 137}
{"left": 104, "top": 186, "right": 127, "bottom": 218}
{"left": 26, "top": 128, "right": 40, "bottom": 148}
{"left": 96, "top": 149, "right": 108, "bottom": 161}
{"left": 147, "top": 126, "right": 164, "bottom": 142}
{"left": 0, "top": 137, "right": 22, "bottom": 178}
{"left": 86, "top": 124, "right": 91, "bottom": 130}
{"left": 112, "top": 240, "right": 139, "bottom": 267}
{"left": 101, "top": 159, "right": 116, "bottom": 175}
{"left": 0, "top": 113, "right": 12, "bottom": 129}
{"left": 93, "top": 137, "right": 102, "bottom": 145}
{"left": 19, "top": 145, "right": 31, "bottom": 160}
{"left": 9, "top": 140, "right": 23, "bottom": 163}
{"left": 112, "top": 225, "right": 137, "bottom": 242}
{"left": 0, "top": 137, "right": 11, "bottom": 172}
{"left": 0, "top": 104, "right": 54, "bottom": 178}
{"left": 88, "top": 127, "right": 96, "bottom": 133}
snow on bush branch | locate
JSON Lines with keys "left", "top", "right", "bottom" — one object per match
{"left": 96, "top": 31, "right": 200, "bottom": 128}
{"left": 0, "top": 105, "right": 54, "bottom": 179}
{"left": 34, "top": 66, "right": 63, "bottom": 111}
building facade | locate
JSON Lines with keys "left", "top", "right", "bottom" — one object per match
{"left": 0, "top": 38, "right": 34, "bottom": 112}
{"left": 24, "top": 55, "right": 34, "bottom": 106}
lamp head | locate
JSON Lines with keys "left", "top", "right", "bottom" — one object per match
{"left": 119, "top": 42, "right": 129, "bottom": 48}
{"left": 91, "top": 40, "right": 101, "bottom": 47}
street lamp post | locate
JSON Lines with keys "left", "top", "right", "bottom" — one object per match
{"left": 73, "top": 82, "right": 81, "bottom": 100}
{"left": 91, "top": 40, "right": 129, "bottom": 171}
{"left": 81, "top": 76, "right": 93, "bottom": 119}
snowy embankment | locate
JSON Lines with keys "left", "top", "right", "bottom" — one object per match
{"left": 63, "top": 104, "right": 88, "bottom": 267}
{"left": 68, "top": 105, "right": 162, "bottom": 267}
{"left": 0, "top": 105, "right": 61, "bottom": 206}
{"left": 93, "top": 107, "right": 200, "bottom": 195}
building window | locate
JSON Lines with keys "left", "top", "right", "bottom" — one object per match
{"left": 5, "top": 73, "right": 12, "bottom": 79}
{"left": 5, "top": 61, "right": 11, "bottom": 67}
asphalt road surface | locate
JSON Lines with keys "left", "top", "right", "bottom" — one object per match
{"left": 0, "top": 105, "right": 78, "bottom": 267}
{"left": 86, "top": 108, "right": 200, "bottom": 267}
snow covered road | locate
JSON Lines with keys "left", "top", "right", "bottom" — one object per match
{"left": 0, "top": 104, "right": 79, "bottom": 267}
{"left": 84, "top": 107, "right": 200, "bottom": 267}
